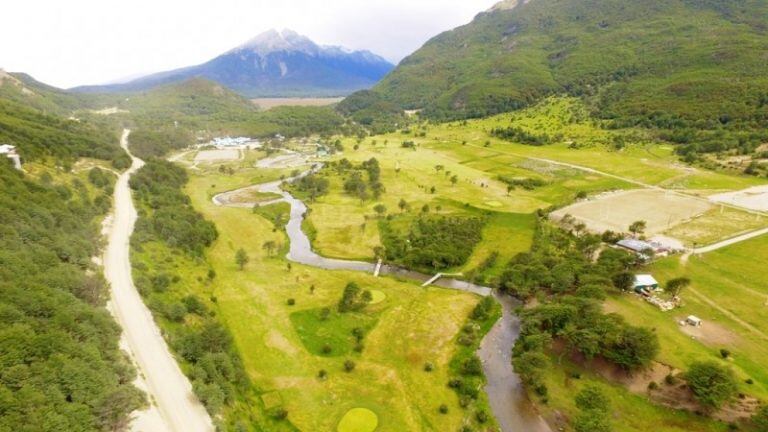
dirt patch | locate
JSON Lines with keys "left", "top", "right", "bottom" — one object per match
{"left": 251, "top": 97, "right": 343, "bottom": 110}
{"left": 577, "top": 354, "right": 760, "bottom": 422}
{"left": 256, "top": 153, "right": 308, "bottom": 169}
{"left": 677, "top": 318, "right": 740, "bottom": 346}
{"left": 194, "top": 149, "right": 241, "bottom": 163}
{"left": 91, "top": 106, "right": 129, "bottom": 115}
{"left": 551, "top": 189, "right": 712, "bottom": 235}
{"left": 265, "top": 329, "right": 299, "bottom": 356}
{"left": 710, "top": 185, "right": 768, "bottom": 212}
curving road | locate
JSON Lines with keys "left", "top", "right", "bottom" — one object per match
{"left": 105, "top": 130, "right": 214, "bottom": 432}
{"left": 212, "top": 165, "right": 551, "bottom": 432}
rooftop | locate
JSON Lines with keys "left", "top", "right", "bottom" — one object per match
{"left": 634, "top": 274, "right": 659, "bottom": 287}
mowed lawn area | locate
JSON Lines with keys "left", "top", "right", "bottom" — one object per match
{"left": 184, "top": 169, "right": 484, "bottom": 432}
{"left": 606, "top": 235, "right": 768, "bottom": 404}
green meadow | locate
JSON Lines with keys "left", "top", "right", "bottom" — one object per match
{"left": 171, "top": 167, "right": 496, "bottom": 431}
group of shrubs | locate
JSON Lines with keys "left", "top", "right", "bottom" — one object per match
{"left": 380, "top": 216, "right": 485, "bottom": 271}
{"left": 508, "top": 222, "right": 660, "bottom": 400}
{"left": 130, "top": 159, "right": 218, "bottom": 255}
{"left": 130, "top": 159, "right": 256, "bottom": 423}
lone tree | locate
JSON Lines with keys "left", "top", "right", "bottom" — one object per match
{"left": 450, "top": 175, "right": 459, "bottom": 187}
{"left": 573, "top": 385, "right": 612, "bottom": 432}
{"left": 262, "top": 240, "right": 277, "bottom": 256}
{"left": 434, "top": 165, "right": 444, "bottom": 174}
{"left": 685, "top": 361, "right": 738, "bottom": 410}
{"left": 338, "top": 282, "right": 372, "bottom": 312}
{"left": 398, "top": 198, "right": 409, "bottom": 212}
{"left": 629, "top": 220, "right": 647, "bottom": 238}
{"left": 235, "top": 248, "right": 249, "bottom": 270}
{"left": 373, "top": 204, "right": 387, "bottom": 217}
{"left": 612, "top": 271, "right": 635, "bottom": 292}
{"left": 666, "top": 277, "right": 691, "bottom": 297}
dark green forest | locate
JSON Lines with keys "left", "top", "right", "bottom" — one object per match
{"left": 0, "top": 162, "right": 145, "bottom": 431}
{"left": 0, "top": 99, "right": 129, "bottom": 168}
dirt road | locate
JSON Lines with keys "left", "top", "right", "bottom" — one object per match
{"left": 104, "top": 130, "right": 214, "bottom": 432}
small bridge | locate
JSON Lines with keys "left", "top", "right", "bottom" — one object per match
{"left": 422, "top": 272, "right": 463, "bottom": 287}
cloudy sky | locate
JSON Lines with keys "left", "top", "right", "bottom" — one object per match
{"left": 0, "top": 0, "right": 499, "bottom": 89}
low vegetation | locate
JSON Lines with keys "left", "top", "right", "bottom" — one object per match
{"left": 129, "top": 159, "right": 275, "bottom": 429}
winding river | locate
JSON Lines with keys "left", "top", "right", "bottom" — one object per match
{"left": 213, "top": 164, "right": 551, "bottom": 432}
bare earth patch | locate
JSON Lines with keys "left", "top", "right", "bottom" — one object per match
{"left": 265, "top": 329, "right": 299, "bottom": 356}
{"left": 252, "top": 97, "right": 344, "bottom": 110}
{"left": 584, "top": 356, "right": 759, "bottom": 423}
{"left": 194, "top": 149, "right": 241, "bottom": 163}
{"left": 676, "top": 317, "right": 740, "bottom": 346}
{"left": 710, "top": 185, "right": 768, "bottom": 212}
{"left": 551, "top": 189, "right": 712, "bottom": 235}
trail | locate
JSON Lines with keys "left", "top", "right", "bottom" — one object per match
{"left": 104, "top": 130, "right": 214, "bottom": 432}
{"left": 212, "top": 162, "right": 550, "bottom": 432}
{"left": 692, "top": 227, "right": 768, "bottom": 254}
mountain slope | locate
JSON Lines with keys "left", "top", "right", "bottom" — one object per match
{"left": 363, "top": 0, "right": 768, "bottom": 125}
{"left": 74, "top": 29, "right": 394, "bottom": 97}
{"left": 0, "top": 70, "right": 129, "bottom": 167}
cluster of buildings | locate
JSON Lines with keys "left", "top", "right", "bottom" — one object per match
{"left": 206, "top": 136, "right": 262, "bottom": 150}
{"left": 0, "top": 144, "right": 21, "bottom": 170}
{"left": 616, "top": 238, "right": 677, "bottom": 258}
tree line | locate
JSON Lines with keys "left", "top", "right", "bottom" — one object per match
{"left": 129, "top": 159, "right": 282, "bottom": 429}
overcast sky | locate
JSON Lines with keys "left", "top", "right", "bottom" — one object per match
{"left": 0, "top": 0, "right": 499, "bottom": 89}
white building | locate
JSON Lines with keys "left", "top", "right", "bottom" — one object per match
{"left": 0, "top": 144, "right": 21, "bottom": 170}
{"left": 208, "top": 136, "right": 261, "bottom": 150}
{"left": 686, "top": 315, "right": 702, "bottom": 327}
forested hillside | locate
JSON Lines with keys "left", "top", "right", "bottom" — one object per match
{"left": 343, "top": 0, "right": 768, "bottom": 154}
{"left": 0, "top": 72, "right": 129, "bottom": 168}
{"left": 0, "top": 162, "right": 144, "bottom": 431}
{"left": 0, "top": 72, "right": 145, "bottom": 431}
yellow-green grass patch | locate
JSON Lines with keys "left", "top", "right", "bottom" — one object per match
{"left": 337, "top": 407, "right": 379, "bottom": 432}
{"left": 369, "top": 290, "right": 386, "bottom": 304}
{"left": 663, "top": 206, "right": 768, "bottom": 246}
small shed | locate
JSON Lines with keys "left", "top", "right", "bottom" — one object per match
{"left": 633, "top": 274, "right": 660, "bottom": 295}
{"left": 686, "top": 315, "right": 702, "bottom": 327}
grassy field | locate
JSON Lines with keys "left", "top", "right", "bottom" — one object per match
{"left": 176, "top": 168, "right": 495, "bottom": 431}
{"left": 303, "top": 97, "right": 765, "bottom": 263}
{"left": 590, "top": 235, "right": 768, "bottom": 429}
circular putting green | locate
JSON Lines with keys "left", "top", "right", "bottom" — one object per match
{"left": 368, "top": 290, "right": 386, "bottom": 305}
{"left": 337, "top": 408, "right": 378, "bottom": 432}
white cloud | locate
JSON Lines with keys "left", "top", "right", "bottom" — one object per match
{"left": 0, "top": 0, "right": 499, "bottom": 88}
